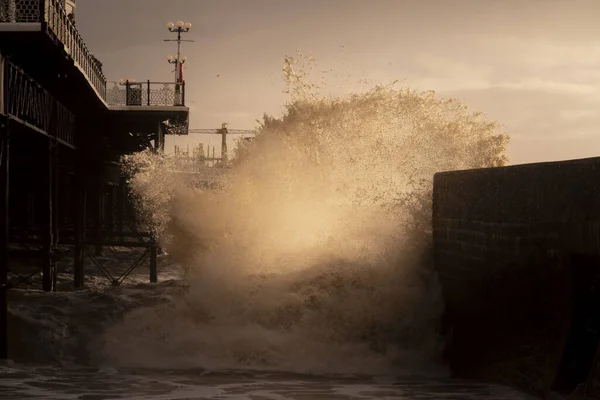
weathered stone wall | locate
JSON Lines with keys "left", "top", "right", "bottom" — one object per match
{"left": 432, "top": 156, "right": 600, "bottom": 398}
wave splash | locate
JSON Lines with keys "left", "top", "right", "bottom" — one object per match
{"left": 106, "top": 53, "right": 509, "bottom": 376}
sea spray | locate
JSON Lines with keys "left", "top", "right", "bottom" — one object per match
{"left": 108, "top": 54, "right": 509, "bottom": 375}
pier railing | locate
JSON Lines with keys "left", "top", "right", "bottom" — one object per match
{"left": 106, "top": 81, "right": 186, "bottom": 107}
{"left": 0, "top": 0, "right": 40, "bottom": 22}
{"left": 2, "top": 55, "right": 76, "bottom": 147}
{"left": 0, "top": 0, "right": 107, "bottom": 101}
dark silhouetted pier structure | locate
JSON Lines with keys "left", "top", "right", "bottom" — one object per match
{"left": 0, "top": 0, "right": 189, "bottom": 359}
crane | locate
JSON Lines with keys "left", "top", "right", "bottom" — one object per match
{"left": 187, "top": 123, "right": 255, "bottom": 163}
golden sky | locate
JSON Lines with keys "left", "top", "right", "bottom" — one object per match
{"left": 76, "top": 0, "right": 600, "bottom": 165}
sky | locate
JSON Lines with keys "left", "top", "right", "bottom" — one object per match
{"left": 75, "top": 0, "right": 600, "bottom": 165}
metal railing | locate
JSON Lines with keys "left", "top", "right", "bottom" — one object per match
{"left": 0, "top": 1, "right": 187, "bottom": 110}
{"left": 43, "top": 0, "right": 106, "bottom": 99}
{"left": 0, "top": 0, "right": 40, "bottom": 22}
{"left": 0, "top": 0, "right": 107, "bottom": 101}
{"left": 3, "top": 56, "right": 75, "bottom": 146}
{"left": 106, "top": 80, "right": 186, "bottom": 107}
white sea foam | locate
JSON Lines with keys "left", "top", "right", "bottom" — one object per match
{"left": 101, "top": 53, "right": 509, "bottom": 375}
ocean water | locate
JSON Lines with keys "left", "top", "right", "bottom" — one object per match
{"left": 4, "top": 55, "right": 519, "bottom": 398}
{"left": 0, "top": 365, "right": 535, "bottom": 399}
{"left": 5, "top": 259, "right": 535, "bottom": 399}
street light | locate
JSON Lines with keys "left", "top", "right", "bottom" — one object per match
{"left": 166, "top": 55, "right": 187, "bottom": 65}
{"left": 164, "top": 21, "right": 193, "bottom": 105}
{"left": 166, "top": 20, "right": 191, "bottom": 34}
{"left": 164, "top": 20, "right": 192, "bottom": 83}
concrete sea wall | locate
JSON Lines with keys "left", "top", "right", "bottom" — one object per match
{"left": 432, "top": 156, "right": 600, "bottom": 398}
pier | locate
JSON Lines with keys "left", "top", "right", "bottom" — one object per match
{"left": 0, "top": 0, "right": 189, "bottom": 357}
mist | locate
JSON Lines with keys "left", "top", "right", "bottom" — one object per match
{"left": 101, "top": 54, "right": 508, "bottom": 376}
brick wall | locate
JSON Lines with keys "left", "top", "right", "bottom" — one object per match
{"left": 432, "top": 156, "right": 600, "bottom": 398}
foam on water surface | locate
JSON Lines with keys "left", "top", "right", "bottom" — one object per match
{"left": 0, "top": 365, "right": 536, "bottom": 399}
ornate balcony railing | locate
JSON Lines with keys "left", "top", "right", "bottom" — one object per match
{"left": 0, "top": 0, "right": 107, "bottom": 101}
{"left": 0, "top": 0, "right": 40, "bottom": 22}
{"left": 106, "top": 81, "right": 186, "bottom": 107}
{"left": 3, "top": 55, "right": 76, "bottom": 146}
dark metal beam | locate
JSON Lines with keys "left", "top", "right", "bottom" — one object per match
{"left": 93, "top": 171, "right": 103, "bottom": 256}
{"left": 9, "top": 229, "right": 152, "bottom": 240}
{"left": 51, "top": 139, "right": 58, "bottom": 292}
{"left": 154, "top": 122, "right": 164, "bottom": 152}
{"left": 7, "top": 116, "right": 75, "bottom": 150}
{"left": 73, "top": 165, "right": 86, "bottom": 288}
{"left": 42, "top": 136, "right": 57, "bottom": 292}
{"left": 117, "top": 176, "right": 126, "bottom": 242}
{"left": 0, "top": 115, "right": 10, "bottom": 359}
{"left": 149, "top": 241, "right": 158, "bottom": 283}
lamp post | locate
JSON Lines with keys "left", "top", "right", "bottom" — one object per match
{"left": 166, "top": 54, "right": 187, "bottom": 78}
{"left": 165, "top": 21, "right": 193, "bottom": 106}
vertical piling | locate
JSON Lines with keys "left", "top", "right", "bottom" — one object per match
{"left": 93, "top": 172, "right": 103, "bottom": 256}
{"left": 51, "top": 141, "right": 59, "bottom": 292}
{"left": 150, "top": 123, "right": 162, "bottom": 283}
{"left": 0, "top": 116, "right": 10, "bottom": 359}
{"left": 73, "top": 170, "right": 86, "bottom": 288}
{"left": 154, "top": 122, "right": 165, "bottom": 153}
{"left": 42, "top": 138, "right": 56, "bottom": 292}
{"left": 117, "top": 176, "right": 125, "bottom": 242}
{"left": 149, "top": 241, "right": 158, "bottom": 283}
{"left": 105, "top": 184, "right": 115, "bottom": 241}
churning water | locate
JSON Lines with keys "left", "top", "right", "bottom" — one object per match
{"left": 113, "top": 54, "right": 509, "bottom": 375}
{"left": 4, "top": 54, "right": 518, "bottom": 398}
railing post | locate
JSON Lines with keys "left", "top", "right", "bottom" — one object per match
{"left": 53, "top": 0, "right": 57, "bottom": 32}
{"left": 39, "top": 0, "right": 46, "bottom": 23}
{"left": 147, "top": 80, "right": 150, "bottom": 106}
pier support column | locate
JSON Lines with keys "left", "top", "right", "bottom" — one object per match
{"left": 52, "top": 145, "right": 59, "bottom": 291}
{"left": 42, "top": 138, "right": 58, "bottom": 292}
{"left": 93, "top": 172, "right": 103, "bottom": 256}
{"left": 106, "top": 184, "right": 115, "bottom": 241}
{"left": 0, "top": 116, "right": 11, "bottom": 359}
{"left": 155, "top": 122, "right": 165, "bottom": 153}
{"left": 73, "top": 170, "right": 86, "bottom": 288}
{"left": 117, "top": 176, "right": 126, "bottom": 242}
{"left": 149, "top": 241, "right": 158, "bottom": 283}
